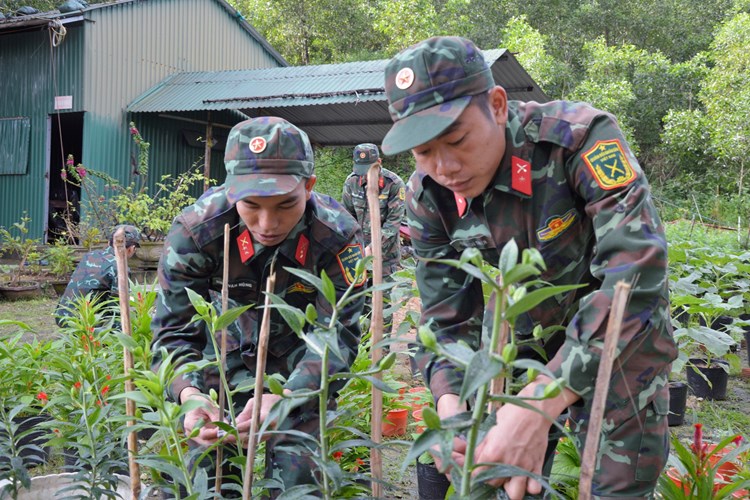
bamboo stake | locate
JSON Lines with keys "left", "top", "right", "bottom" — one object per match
{"left": 487, "top": 278, "right": 510, "bottom": 414}
{"left": 214, "top": 223, "right": 231, "bottom": 497}
{"left": 366, "top": 163, "right": 384, "bottom": 498}
{"left": 242, "top": 262, "right": 277, "bottom": 499}
{"left": 578, "top": 281, "right": 631, "bottom": 500}
{"left": 113, "top": 230, "right": 142, "bottom": 500}
{"left": 203, "top": 111, "right": 213, "bottom": 193}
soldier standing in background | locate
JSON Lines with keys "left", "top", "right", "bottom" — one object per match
{"left": 151, "top": 117, "right": 365, "bottom": 497}
{"left": 382, "top": 36, "right": 676, "bottom": 499}
{"left": 342, "top": 143, "right": 405, "bottom": 334}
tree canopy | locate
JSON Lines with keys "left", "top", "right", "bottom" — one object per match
{"left": 5, "top": 0, "right": 750, "bottom": 226}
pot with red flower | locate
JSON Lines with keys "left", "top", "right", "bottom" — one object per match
{"left": 658, "top": 424, "right": 750, "bottom": 498}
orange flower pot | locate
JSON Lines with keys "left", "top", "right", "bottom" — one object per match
{"left": 408, "top": 386, "right": 429, "bottom": 412}
{"left": 412, "top": 408, "right": 426, "bottom": 434}
{"left": 382, "top": 408, "right": 408, "bottom": 437}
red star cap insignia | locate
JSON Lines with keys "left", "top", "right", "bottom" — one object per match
{"left": 249, "top": 137, "right": 267, "bottom": 154}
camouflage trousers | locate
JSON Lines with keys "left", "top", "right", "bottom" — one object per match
{"left": 568, "top": 394, "right": 669, "bottom": 499}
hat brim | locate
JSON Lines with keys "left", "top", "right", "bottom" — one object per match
{"left": 353, "top": 162, "right": 376, "bottom": 176}
{"left": 226, "top": 174, "right": 304, "bottom": 204}
{"left": 381, "top": 95, "right": 472, "bottom": 155}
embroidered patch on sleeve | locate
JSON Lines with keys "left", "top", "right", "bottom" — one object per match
{"left": 336, "top": 244, "right": 366, "bottom": 286}
{"left": 537, "top": 208, "right": 577, "bottom": 242}
{"left": 581, "top": 139, "right": 637, "bottom": 190}
{"left": 398, "top": 186, "right": 406, "bottom": 201}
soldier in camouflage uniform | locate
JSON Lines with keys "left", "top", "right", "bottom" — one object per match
{"left": 55, "top": 225, "right": 141, "bottom": 326}
{"left": 151, "top": 117, "right": 365, "bottom": 497}
{"left": 382, "top": 36, "right": 677, "bottom": 499}
{"left": 342, "top": 143, "right": 405, "bottom": 333}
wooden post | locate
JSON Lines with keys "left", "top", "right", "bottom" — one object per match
{"left": 203, "top": 112, "right": 213, "bottom": 192}
{"left": 366, "top": 163, "right": 384, "bottom": 497}
{"left": 113, "top": 229, "right": 142, "bottom": 500}
{"left": 578, "top": 281, "right": 631, "bottom": 500}
{"left": 214, "top": 224, "right": 230, "bottom": 497}
{"left": 242, "top": 263, "right": 277, "bottom": 500}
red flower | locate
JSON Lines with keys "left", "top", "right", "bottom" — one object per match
{"left": 73, "top": 381, "right": 82, "bottom": 390}
{"left": 130, "top": 127, "right": 138, "bottom": 136}
{"left": 332, "top": 451, "right": 343, "bottom": 461}
{"left": 101, "top": 385, "right": 110, "bottom": 396}
{"left": 36, "top": 391, "right": 48, "bottom": 402}
{"left": 105, "top": 374, "right": 111, "bottom": 380}
{"left": 76, "top": 166, "right": 86, "bottom": 178}
{"left": 66, "top": 156, "right": 74, "bottom": 166}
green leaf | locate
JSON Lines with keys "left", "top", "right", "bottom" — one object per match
{"left": 498, "top": 238, "right": 519, "bottom": 275}
{"left": 214, "top": 304, "right": 253, "bottom": 332}
{"left": 320, "top": 270, "right": 337, "bottom": 307}
{"left": 268, "top": 296, "right": 306, "bottom": 335}
{"left": 304, "top": 303, "right": 317, "bottom": 324}
{"left": 268, "top": 376, "right": 284, "bottom": 395}
{"left": 505, "top": 284, "right": 586, "bottom": 319}
{"left": 458, "top": 350, "right": 503, "bottom": 405}
{"left": 421, "top": 406, "right": 442, "bottom": 430}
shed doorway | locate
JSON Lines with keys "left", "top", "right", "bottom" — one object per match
{"left": 47, "top": 112, "right": 83, "bottom": 243}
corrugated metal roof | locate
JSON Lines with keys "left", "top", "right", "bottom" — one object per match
{"left": 0, "top": 0, "right": 287, "bottom": 66}
{"left": 127, "top": 50, "right": 548, "bottom": 146}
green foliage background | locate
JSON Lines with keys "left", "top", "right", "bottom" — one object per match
{"left": 8, "top": 0, "right": 750, "bottom": 228}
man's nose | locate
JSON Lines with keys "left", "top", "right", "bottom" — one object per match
{"left": 434, "top": 149, "right": 461, "bottom": 178}
{"left": 257, "top": 210, "right": 278, "bottom": 231}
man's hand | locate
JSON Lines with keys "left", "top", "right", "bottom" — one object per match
{"left": 180, "top": 387, "right": 222, "bottom": 446}
{"left": 432, "top": 393, "right": 468, "bottom": 477}
{"left": 232, "top": 390, "right": 291, "bottom": 447}
{"left": 473, "top": 376, "right": 579, "bottom": 500}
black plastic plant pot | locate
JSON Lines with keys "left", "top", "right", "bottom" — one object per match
{"left": 416, "top": 461, "right": 451, "bottom": 500}
{"left": 0, "top": 414, "right": 52, "bottom": 468}
{"left": 667, "top": 381, "right": 688, "bottom": 426}
{"left": 686, "top": 358, "right": 729, "bottom": 400}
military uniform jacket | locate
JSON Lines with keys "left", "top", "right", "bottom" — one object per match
{"left": 55, "top": 246, "right": 119, "bottom": 325}
{"left": 151, "top": 186, "right": 365, "bottom": 402}
{"left": 407, "top": 100, "right": 677, "bottom": 419}
{"left": 342, "top": 167, "right": 405, "bottom": 272}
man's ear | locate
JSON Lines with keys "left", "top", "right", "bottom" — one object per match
{"left": 305, "top": 176, "right": 317, "bottom": 199}
{"left": 488, "top": 86, "right": 508, "bottom": 126}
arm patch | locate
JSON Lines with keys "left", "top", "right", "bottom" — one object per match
{"left": 582, "top": 139, "right": 636, "bottom": 190}
{"left": 336, "top": 244, "right": 366, "bottom": 286}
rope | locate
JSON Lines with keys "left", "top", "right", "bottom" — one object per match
{"left": 50, "top": 19, "right": 67, "bottom": 47}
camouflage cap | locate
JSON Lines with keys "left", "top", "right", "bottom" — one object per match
{"left": 224, "top": 116, "right": 314, "bottom": 203}
{"left": 352, "top": 143, "right": 380, "bottom": 175}
{"left": 382, "top": 36, "right": 495, "bottom": 155}
{"left": 111, "top": 224, "right": 141, "bottom": 247}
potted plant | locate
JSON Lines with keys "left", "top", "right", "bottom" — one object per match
{"left": 0, "top": 215, "right": 43, "bottom": 301}
{"left": 403, "top": 242, "right": 584, "bottom": 497}
{"left": 415, "top": 450, "right": 451, "bottom": 500}
{"left": 657, "top": 423, "right": 750, "bottom": 499}
{"left": 44, "top": 239, "right": 76, "bottom": 296}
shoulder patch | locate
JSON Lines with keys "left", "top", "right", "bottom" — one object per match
{"left": 336, "top": 244, "right": 366, "bottom": 287}
{"left": 581, "top": 139, "right": 636, "bottom": 190}
{"left": 398, "top": 186, "right": 405, "bottom": 201}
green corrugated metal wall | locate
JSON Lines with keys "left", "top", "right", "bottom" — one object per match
{"left": 81, "top": 0, "right": 279, "bottom": 200}
{"left": 0, "top": 0, "right": 281, "bottom": 239}
{"left": 0, "top": 25, "right": 84, "bottom": 238}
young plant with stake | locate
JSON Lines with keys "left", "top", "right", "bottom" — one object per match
{"left": 404, "top": 240, "right": 585, "bottom": 497}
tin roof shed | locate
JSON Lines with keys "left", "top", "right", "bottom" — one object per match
{"left": 0, "top": 0, "right": 285, "bottom": 239}
{"left": 128, "top": 49, "right": 548, "bottom": 146}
